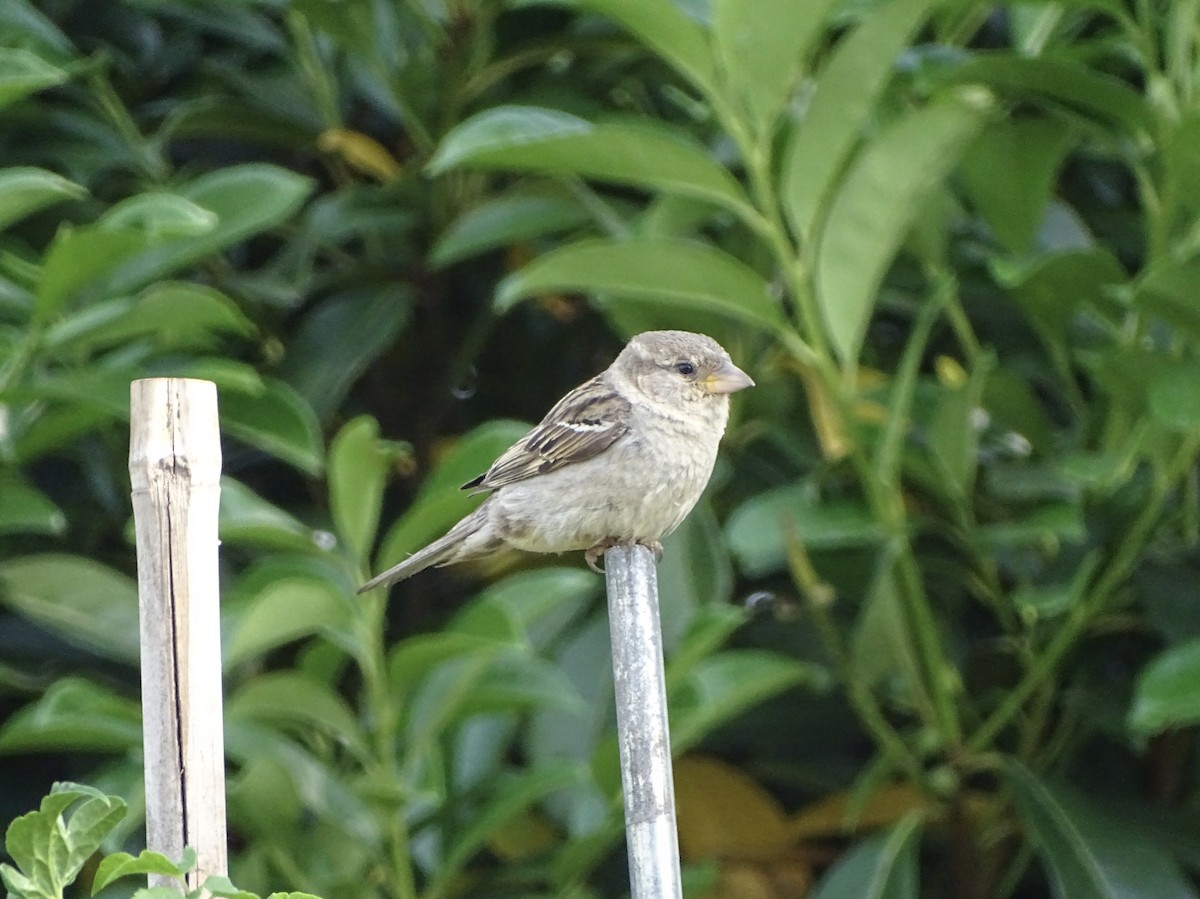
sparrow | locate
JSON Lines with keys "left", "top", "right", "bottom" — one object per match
{"left": 359, "top": 330, "right": 753, "bottom": 591}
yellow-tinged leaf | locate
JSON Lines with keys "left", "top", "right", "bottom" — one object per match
{"left": 789, "top": 782, "right": 933, "bottom": 839}
{"left": 935, "top": 354, "right": 968, "bottom": 387}
{"left": 487, "top": 809, "right": 560, "bottom": 861}
{"left": 796, "top": 364, "right": 851, "bottom": 461}
{"left": 318, "top": 128, "right": 402, "bottom": 182}
{"left": 675, "top": 755, "right": 792, "bottom": 862}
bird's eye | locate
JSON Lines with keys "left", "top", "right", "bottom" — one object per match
{"left": 674, "top": 360, "right": 696, "bottom": 376}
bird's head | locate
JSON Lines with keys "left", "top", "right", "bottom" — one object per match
{"left": 617, "top": 330, "right": 754, "bottom": 406}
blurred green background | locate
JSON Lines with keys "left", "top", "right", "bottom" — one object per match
{"left": 3, "top": 0, "right": 1200, "bottom": 896}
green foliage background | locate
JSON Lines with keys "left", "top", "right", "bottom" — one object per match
{"left": 2, "top": 0, "right": 1200, "bottom": 896}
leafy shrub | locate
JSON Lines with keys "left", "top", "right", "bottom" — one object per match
{"left": 2, "top": 0, "right": 1200, "bottom": 897}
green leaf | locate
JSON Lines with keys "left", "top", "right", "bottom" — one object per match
{"left": 92, "top": 850, "right": 187, "bottom": 893}
{"left": 1006, "top": 760, "right": 1197, "bottom": 899}
{"left": 107, "top": 164, "right": 315, "bottom": 294}
{"left": 809, "top": 813, "right": 923, "bottom": 899}
{"left": 431, "top": 186, "right": 591, "bottom": 268}
{"left": 0, "top": 48, "right": 68, "bottom": 110}
{"left": 35, "top": 223, "right": 155, "bottom": 323}
{"left": 452, "top": 567, "right": 601, "bottom": 647}
{"left": 42, "top": 282, "right": 255, "bottom": 352}
{"left": 1136, "top": 257, "right": 1200, "bottom": 341}
{"left": 224, "top": 577, "right": 351, "bottom": 669}
{"left": 430, "top": 107, "right": 753, "bottom": 220}
{"left": 671, "top": 650, "right": 827, "bottom": 751}
{"left": 101, "top": 191, "right": 218, "bottom": 237}
{"left": 536, "top": 0, "right": 717, "bottom": 95}
{"left": 1149, "top": 361, "right": 1200, "bottom": 432}
{"left": 375, "top": 420, "right": 530, "bottom": 570}
{"left": 712, "top": 0, "right": 836, "bottom": 134}
{"left": 0, "top": 554, "right": 139, "bottom": 662}
{"left": 497, "top": 237, "right": 784, "bottom": 331}
{"left": 782, "top": 0, "right": 939, "bottom": 241}
{"left": 815, "top": 88, "right": 991, "bottom": 364}
{"left": 279, "top": 284, "right": 413, "bottom": 422}
{"left": 389, "top": 632, "right": 505, "bottom": 702}
{"left": 3, "top": 783, "right": 126, "bottom": 899}
{"left": 0, "top": 472, "right": 65, "bottom": 536}
{"left": 977, "top": 502, "right": 1084, "bottom": 548}
{"left": 457, "top": 654, "right": 586, "bottom": 717}
{"left": 278, "top": 285, "right": 415, "bottom": 422}
{"left": 0, "top": 167, "right": 86, "bottom": 231}
{"left": 329, "top": 416, "right": 393, "bottom": 565}
{"left": 435, "top": 761, "right": 585, "bottom": 881}
{"left": 726, "top": 485, "right": 882, "bottom": 577}
{"left": 959, "top": 116, "right": 1076, "bottom": 252}
{"left": 1128, "top": 639, "right": 1200, "bottom": 736}
{"left": 949, "top": 53, "right": 1153, "bottom": 136}
{"left": 219, "top": 477, "right": 318, "bottom": 551}
{"left": 227, "top": 673, "right": 365, "bottom": 757}
{"left": 1006, "top": 249, "right": 1126, "bottom": 349}
{"left": 0, "top": 679, "right": 141, "bottom": 753}
{"left": 216, "top": 375, "right": 325, "bottom": 476}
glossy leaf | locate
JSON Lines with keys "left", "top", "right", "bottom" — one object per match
{"left": 949, "top": 54, "right": 1152, "bottom": 136}
{"left": 34, "top": 224, "right": 155, "bottom": 323}
{"left": 782, "top": 0, "right": 938, "bottom": 240}
{"left": 224, "top": 577, "right": 351, "bottom": 669}
{"left": 431, "top": 187, "right": 591, "bottom": 268}
{"left": 536, "top": 0, "right": 718, "bottom": 95}
{"left": 809, "top": 813, "right": 923, "bottom": 899}
{"left": 497, "top": 237, "right": 785, "bottom": 331}
{"left": 815, "top": 88, "right": 991, "bottom": 364}
{"left": 0, "top": 554, "right": 139, "bottom": 662}
{"left": 671, "top": 650, "right": 827, "bottom": 751}
{"left": 726, "top": 485, "right": 882, "bottom": 577}
{"left": 107, "top": 164, "right": 314, "bottom": 294}
{"left": 329, "top": 415, "right": 392, "bottom": 565}
{"left": 1128, "top": 639, "right": 1200, "bottom": 735}
{"left": 42, "top": 281, "right": 255, "bottom": 352}
{"left": 219, "top": 477, "right": 319, "bottom": 551}
{"left": 227, "top": 672, "right": 365, "bottom": 755}
{"left": 215, "top": 375, "right": 325, "bottom": 476}
{"left": 0, "top": 48, "right": 67, "bottom": 110}
{"left": 712, "top": 0, "right": 836, "bottom": 134}
{"left": 0, "top": 473, "right": 64, "bottom": 536}
{"left": 1007, "top": 760, "right": 1197, "bottom": 899}
{"left": 1149, "top": 361, "right": 1200, "bottom": 432}
{"left": 430, "top": 107, "right": 753, "bottom": 219}
{"left": 101, "top": 191, "right": 218, "bottom": 237}
{"left": 279, "top": 284, "right": 413, "bottom": 422}
{"left": 959, "top": 116, "right": 1076, "bottom": 252}
{"left": 437, "top": 761, "right": 585, "bottom": 879}
{"left": 0, "top": 167, "right": 86, "bottom": 231}
{"left": 0, "top": 679, "right": 141, "bottom": 753}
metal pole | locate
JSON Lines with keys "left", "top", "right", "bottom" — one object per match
{"left": 605, "top": 543, "right": 682, "bottom": 899}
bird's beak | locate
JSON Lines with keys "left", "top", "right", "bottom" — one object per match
{"left": 703, "top": 360, "right": 755, "bottom": 395}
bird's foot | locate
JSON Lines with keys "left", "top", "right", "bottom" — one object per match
{"left": 585, "top": 538, "right": 663, "bottom": 573}
{"left": 642, "top": 540, "right": 664, "bottom": 563}
{"left": 585, "top": 538, "right": 620, "bottom": 573}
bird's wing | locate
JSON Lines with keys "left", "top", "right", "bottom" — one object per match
{"left": 462, "top": 376, "right": 631, "bottom": 492}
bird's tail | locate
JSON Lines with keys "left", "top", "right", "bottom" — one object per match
{"left": 357, "top": 501, "right": 499, "bottom": 593}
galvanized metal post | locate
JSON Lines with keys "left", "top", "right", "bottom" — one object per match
{"left": 605, "top": 543, "right": 682, "bottom": 899}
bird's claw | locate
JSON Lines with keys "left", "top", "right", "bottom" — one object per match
{"left": 585, "top": 538, "right": 663, "bottom": 573}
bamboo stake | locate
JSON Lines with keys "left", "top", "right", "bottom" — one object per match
{"left": 605, "top": 543, "right": 683, "bottom": 899}
{"left": 129, "top": 378, "right": 227, "bottom": 891}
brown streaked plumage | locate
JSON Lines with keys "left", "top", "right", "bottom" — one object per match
{"left": 359, "top": 330, "right": 753, "bottom": 592}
